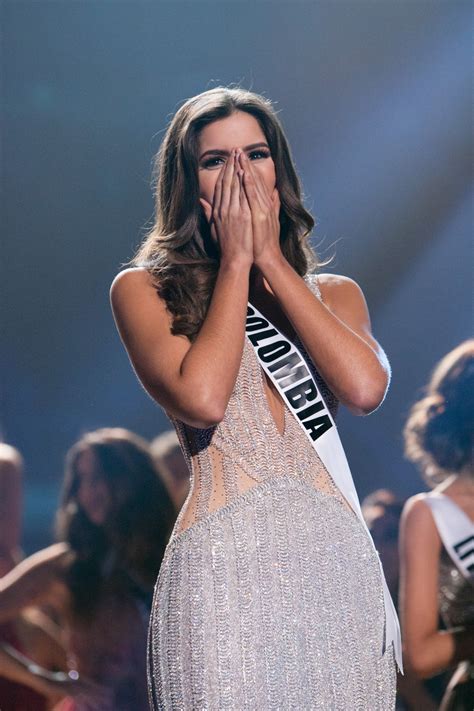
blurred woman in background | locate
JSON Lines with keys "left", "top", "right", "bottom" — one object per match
{"left": 0, "top": 427, "right": 174, "bottom": 709}
{"left": 363, "top": 489, "right": 440, "bottom": 710}
{"left": 0, "top": 442, "right": 67, "bottom": 711}
{"left": 150, "top": 430, "right": 189, "bottom": 513}
{"left": 400, "top": 340, "right": 474, "bottom": 710}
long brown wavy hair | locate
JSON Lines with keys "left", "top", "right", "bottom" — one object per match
{"left": 132, "top": 86, "right": 321, "bottom": 340}
{"left": 404, "top": 340, "right": 474, "bottom": 486}
{"left": 56, "top": 428, "right": 175, "bottom": 617}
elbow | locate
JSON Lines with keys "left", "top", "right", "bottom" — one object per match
{"left": 347, "top": 383, "right": 388, "bottom": 416}
{"left": 176, "top": 388, "right": 227, "bottom": 429}
{"left": 347, "top": 359, "right": 390, "bottom": 416}
{"left": 404, "top": 644, "right": 439, "bottom": 680}
{"left": 142, "top": 374, "right": 227, "bottom": 430}
{"left": 199, "top": 398, "right": 227, "bottom": 428}
{"left": 190, "top": 411, "right": 225, "bottom": 430}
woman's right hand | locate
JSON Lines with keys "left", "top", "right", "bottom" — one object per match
{"left": 199, "top": 148, "right": 253, "bottom": 269}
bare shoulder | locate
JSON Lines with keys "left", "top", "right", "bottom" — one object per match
{"left": 0, "top": 444, "right": 23, "bottom": 477}
{"left": 315, "top": 273, "right": 374, "bottom": 340}
{"left": 110, "top": 266, "right": 171, "bottom": 320}
{"left": 401, "top": 494, "right": 441, "bottom": 543}
{"left": 0, "top": 443, "right": 23, "bottom": 466}
{"left": 110, "top": 266, "right": 156, "bottom": 301}
{"left": 317, "top": 273, "right": 366, "bottom": 310}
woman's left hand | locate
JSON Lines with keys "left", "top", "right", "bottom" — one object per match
{"left": 238, "top": 151, "right": 281, "bottom": 269}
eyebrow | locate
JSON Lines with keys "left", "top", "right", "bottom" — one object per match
{"left": 199, "top": 142, "right": 270, "bottom": 160}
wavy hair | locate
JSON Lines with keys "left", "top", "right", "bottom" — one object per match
{"left": 404, "top": 340, "right": 474, "bottom": 486}
{"left": 56, "top": 428, "right": 175, "bottom": 617}
{"left": 132, "top": 86, "right": 321, "bottom": 340}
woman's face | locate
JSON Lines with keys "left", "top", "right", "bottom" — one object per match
{"left": 197, "top": 110, "right": 276, "bottom": 207}
{"left": 75, "top": 448, "right": 112, "bottom": 526}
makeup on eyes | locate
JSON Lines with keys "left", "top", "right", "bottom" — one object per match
{"left": 200, "top": 147, "right": 271, "bottom": 169}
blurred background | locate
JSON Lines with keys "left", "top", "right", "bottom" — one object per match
{"left": 2, "top": 0, "right": 472, "bottom": 554}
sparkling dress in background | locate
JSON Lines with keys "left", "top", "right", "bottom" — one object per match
{"left": 147, "top": 274, "right": 397, "bottom": 710}
{"left": 437, "top": 508, "right": 474, "bottom": 711}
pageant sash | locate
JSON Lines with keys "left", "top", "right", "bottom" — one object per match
{"left": 424, "top": 492, "right": 474, "bottom": 582}
{"left": 246, "top": 302, "right": 403, "bottom": 673}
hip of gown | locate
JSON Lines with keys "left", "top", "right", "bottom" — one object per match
{"left": 148, "top": 476, "right": 396, "bottom": 711}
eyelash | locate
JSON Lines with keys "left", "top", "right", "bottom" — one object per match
{"left": 202, "top": 150, "right": 271, "bottom": 169}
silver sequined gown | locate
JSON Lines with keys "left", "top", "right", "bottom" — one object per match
{"left": 148, "top": 275, "right": 396, "bottom": 710}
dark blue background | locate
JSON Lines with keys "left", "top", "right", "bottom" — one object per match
{"left": 2, "top": 0, "right": 472, "bottom": 552}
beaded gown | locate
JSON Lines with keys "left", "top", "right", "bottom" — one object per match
{"left": 426, "top": 494, "right": 474, "bottom": 711}
{"left": 147, "top": 274, "right": 396, "bottom": 710}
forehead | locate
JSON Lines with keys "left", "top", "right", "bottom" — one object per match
{"left": 198, "top": 111, "right": 266, "bottom": 151}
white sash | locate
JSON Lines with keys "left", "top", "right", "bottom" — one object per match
{"left": 246, "top": 302, "right": 403, "bottom": 673}
{"left": 424, "top": 492, "right": 474, "bottom": 582}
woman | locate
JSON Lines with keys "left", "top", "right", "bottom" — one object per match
{"left": 0, "top": 442, "right": 63, "bottom": 711}
{"left": 111, "top": 86, "right": 401, "bottom": 709}
{"left": 0, "top": 428, "right": 174, "bottom": 709}
{"left": 400, "top": 341, "right": 474, "bottom": 710}
{"left": 150, "top": 430, "right": 190, "bottom": 513}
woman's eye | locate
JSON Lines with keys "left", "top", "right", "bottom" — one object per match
{"left": 201, "top": 150, "right": 270, "bottom": 169}
{"left": 248, "top": 150, "right": 270, "bottom": 160}
{"left": 202, "top": 157, "right": 225, "bottom": 169}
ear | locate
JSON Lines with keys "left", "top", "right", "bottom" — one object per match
{"left": 199, "top": 197, "right": 212, "bottom": 223}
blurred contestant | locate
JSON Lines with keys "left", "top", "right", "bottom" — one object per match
{"left": 0, "top": 428, "right": 174, "bottom": 710}
{"left": 400, "top": 341, "right": 474, "bottom": 710}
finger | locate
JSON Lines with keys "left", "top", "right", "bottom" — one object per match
{"left": 238, "top": 169, "right": 247, "bottom": 211}
{"left": 219, "top": 148, "right": 236, "bottom": 214}
{"left": 199, "top": 197, "right": 212, "bottom": 224}
{"left": 213, "top": 149, "right": 234, "bottom": 214}
{"left": 199, "top": 198, "right": 218, "bottom": 242}
{"left": 213, "top": 160, "right": 225, "bottom": 215}
{"left": 242, "top": 165, "right": 264, "bottom": 214}
{"left": 271, "top": 187, "right": 281, "bottom": 218}
{"left": 240, "top": 152, "right": 269, "bottom": 207}
{"left": 229, "top": 155, "right": 241, "bottom": 213}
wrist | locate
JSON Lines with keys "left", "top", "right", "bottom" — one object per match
{"left": 254, "top": 248, "right": 286, "bottom": 274}
{"left": 219, "top": 256, "right": 252, "bottom": 275}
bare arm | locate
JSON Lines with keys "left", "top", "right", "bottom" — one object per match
{"left": 0, "top": 643, "right": 58, "bottom": 698}
{"left": 240, "top": 150, "right": 389, "bottom": 416}
{"left": 0, "top": 543, "right": 71, "bottom": 624}
{"left": 260, "top": 264, "right": 390, "bottom": 415}
{"left": 110, "top": 149, "right": 254, "bottom": 428}
{"left": 110, "top": 264, "right": 250, "bottom": 428}
{"left": 0, "top": 445, "right": 23, "bottom": 575}
{"left": 0, "top": 643, "right": 105, "bottom": 703}
{"left": 399, "top": 495, "right": 474, "bottom": 678}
